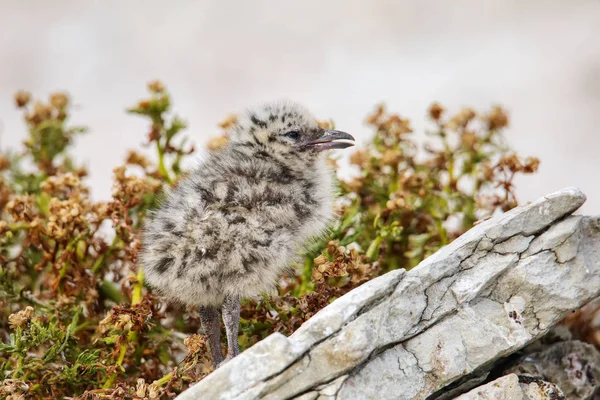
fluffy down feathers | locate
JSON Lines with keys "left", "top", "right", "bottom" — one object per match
{"left": 141, "top": 101, "right": 339, "bottom": 307}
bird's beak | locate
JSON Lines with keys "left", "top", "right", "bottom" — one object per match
{"left": 304, "top": 130, "right": 355, "bottom": 151}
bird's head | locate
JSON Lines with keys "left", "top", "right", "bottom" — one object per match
{"left": 230, "top": 101, "right": 354, "bottom": 161}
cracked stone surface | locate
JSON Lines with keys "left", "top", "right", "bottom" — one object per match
{"left": 176, "top": 187, "right": 600, "bottom": 400}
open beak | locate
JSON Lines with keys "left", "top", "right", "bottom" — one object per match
{"left": 305, "top": 129, "right": 355, "bottom": 151}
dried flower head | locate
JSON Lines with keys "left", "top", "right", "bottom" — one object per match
{"left": 5, "top": 194, "right": 36, "bottom": 220}
{"left": 523, "top": 156, "right": 540, "bottom": 173}
{"left": 365, "top": 104, "right": 385, "bottom": 125}
{"left": 486, "top": 105, "right": 509, "bottom": 130}
{"left": 14, "top": 91, "right": 31, "bottom": 108}
{"left": 148, "top": 383, "right": 161, "bottom": 399}
{"left": 446, "top": 107, "right": 476, "bottom": 131}
{"left": 350, "top": 149, "right": 370, "bottom": 169}
{"left": 27, "top": 102, "right": 53, "bottom": 125}
{"left": 112, "top": 165, "right": 161, "bottom": 204}
{"left": 206, "top": 134, "right": 230, "bottom": 151}
{"left": 115, "top": 314, "right": 133, "bottom": 330}
{"left": 40, "top": 172, "right": 87, "bottom": 199}
{"left": 311, "top": 241, "right": 372, "bottom": 285}
{"left": 343, "top": 177, "right": 364, "bottom": 193}
{"left": 135, "top": 378, "right": 148, "bottom": 398}
{"left": 0, "top": 220, "right": 8, "bottom": 236}
{"left": 386, "top": 196, "right": 407, "bottom": 211}
{"left": 218, "top": 114, "right": 238, "bottom": 130}
{"left": 0, "top": 155, "right": 10, "bottom": 171}
{"left": 0, "top": 178, "right": 12, "bottom": 211}
{"left": 184, "top": 333, "right": 207, "bottom": 354}
{"left": 0, "top": 379, "right": 29, "bottom": 399}
{"left": 428, "top": 102, "right": 444, "bottom": 121}
{"left": 460, "top": 131, "right": 478, "bottom": 149}
{"left": 8, "top": 306, "right": 34, "bottom": 329}
{"left": 147, "top": 80, "right": 165, "bottom": 93}
{"left": 499, "top": 153, "right": 523, "bottom": 173}
{"left": 481, "top": 160, "right": 495, "bottom": 181}
{"left": 45, "top": 198, "right": 86, "bottom": 240}
{"left": 326, "top": 157, "right": 339, "bottom": 170}
{"left": 125, "top": 150, "right": 153, "bottom": 169}
{"left": 313, "top": 254, "right": 328, "bottom": 266}
{"left": 381, "top": 149, "right": 402, "bottom": 167}
{"left": 316, "top": 119, "right": 332, "bottom": 130}
{"left": 385, "top": 114, "right": 412, "bottom": 138}
{"left": 49, "top": 93, "right": 69, "bottom": 110}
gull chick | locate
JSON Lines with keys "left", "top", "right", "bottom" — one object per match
{"left": 141, "top": 101, "right": 354, "bottom": 367}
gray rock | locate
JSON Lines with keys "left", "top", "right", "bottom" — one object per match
{"left": 494, "top": 234, "right": 534, "bottom": 254}
{"left": 522, "top": 215, "right": 582, "bottom": 258}
{"left": 517, "top": 376, "right": 566, "bottom": 400}
{"left": 505, "top": 340, "right": 600, "bottom": 400}
{"left": 176, "top": 187, "right": 600, "bottom": 400}
{"left": 454, "top": 374, "right": 524, "bottom": 399}
{"left": 454, "top": 374, "right": 565, "bottom": 400}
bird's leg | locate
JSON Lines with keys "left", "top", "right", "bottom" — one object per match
{"left": 220, "top": 294, "right": 240, "bottom": 364}
{"left": 199, "top": 306, "right": 223, "bottom": 367}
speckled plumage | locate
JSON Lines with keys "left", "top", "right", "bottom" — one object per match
{"left": 140, "top": 101, "right": 354, "bottom": 366}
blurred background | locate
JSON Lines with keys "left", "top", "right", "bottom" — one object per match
{"left": 1, "top": 0, "right": 599, "bottom": 212}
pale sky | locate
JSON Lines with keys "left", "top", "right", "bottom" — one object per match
{"left": 1, "top": 0, "right": 599, "bottom": 212}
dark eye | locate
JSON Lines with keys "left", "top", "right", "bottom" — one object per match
{"left": 284, "top": 130, "right": 300, "bottom": 140}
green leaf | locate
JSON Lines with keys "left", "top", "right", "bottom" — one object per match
{"left": 366, "top": 236, "right": 383, "bottom": 260}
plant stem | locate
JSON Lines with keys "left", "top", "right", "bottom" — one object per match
{"left": 103, "top": 343, "right": 127, "bottom": 389}
{"left": 298, "top": 258, "right": 313, "bottom": 295}
{"left": 366, "top": 236, "right": 383, "bottom": 260}
{"left": 132, "top": 268, "right": 144, "bottom": 305}
{"left": 156, "top": 140, "right": 172, "bottom": 184}
{"left": 103, "top": 271, "right": 144, "bottom": 389}
{"left": 153, "top": 371, "right": 173, "bottom": 387}
{"left": 92, "top": 234, "right": 118, "bottom": 273}
{"left": 99, "top": 280, "right": 124, "bottom": 303}
{"left": 435, "top": 219, "right": 448, "bottom": 246}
